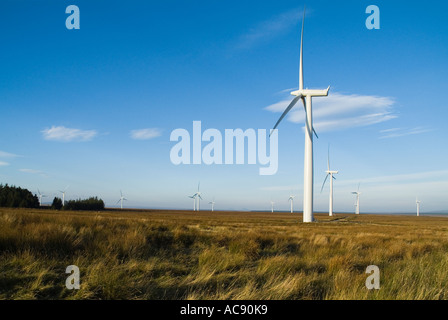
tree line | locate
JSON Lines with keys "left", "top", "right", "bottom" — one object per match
{"left": 0, "top": 183, "right": 105, "bottom": 211}
{"left": 52, "top": 197, "right": 105, "bottom": 211}
{"left": 0, "top": 184, "right": 39, "bottom": 208}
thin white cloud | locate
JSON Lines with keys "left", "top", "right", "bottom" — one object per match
{"left": 234, "top": 8, "right": 303, "bottom": 51}
{"left": 130, "top": 128, "right": 162, "bottom": 140}
{"left": 338, "top": 170, "right": 448, "bottom": 187}
{"left": 19, "top": 168, "right": 48, "bottom": 177}
{"left": 42, "top": 126, "right": 97, "bottom": 142}
{"left": 379, "top": 127, "right": 432, "bottom": 139}
{"left": 0, "top": 161, "right": 9, "bottom": 166}
{"left": 264, "top": 170, "right": 448, "bottom": 194}
{"left": 0, "top": 151, "right": 20, "bottom": 158}
{"left": 265, "top": 92, "right": 396, "bottom": 132}
{"left": 19, "top": 168, "right": 42, "bottom": 174}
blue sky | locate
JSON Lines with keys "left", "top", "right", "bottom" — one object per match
{"left": 1, "top": 0, "right": 447, "bottom": 213}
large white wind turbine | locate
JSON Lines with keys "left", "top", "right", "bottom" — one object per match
{"left": 117, "top": 190, "right": 127, "bottom": 209}
{"left": 59, "top": 185, "right": 69, "bottom": 207}
{"left": 352, "top": 183, "right": 361, "bottom": 215}
{"left": 320, "top": 146, "right": 338, "bottom": 217}
{"left": 270, "top": 7, "right": 330, "bottom": 223}
{"left": 288, "top": 195, "right": 295, "bottom": 213}
{"left": 37, "top": 189, "right": 47, "bottom": 206}
{"left": 416, "top": 198, "right": 421, "bottom": 217}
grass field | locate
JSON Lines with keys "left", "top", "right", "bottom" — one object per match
{"left": 1, "top": 208, "right": 448, "bottom": 300}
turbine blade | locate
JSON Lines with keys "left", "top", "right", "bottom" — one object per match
{"left": 299, "top": 7, "right": 305, "bottom": 91}
{"left": 327, "top": 144, "right": 330, "bottom": 171}
{"left": 321, "top": 174, "right": 329, "bottom": 193}
{"left": 357, "top": 183, "right": 361, "bottom": 192}
{"left": 271, "top": 95, "right": 301, "bottom": 135}
{"left": 116, "top": 199, "right": 121, "bottom": 204}
{"left": 300, "top": 96, "right": 319, "bottom": 139}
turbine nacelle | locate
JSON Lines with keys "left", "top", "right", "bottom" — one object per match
{"left": 291, "top": 86, "right": 330, "bottom": 98}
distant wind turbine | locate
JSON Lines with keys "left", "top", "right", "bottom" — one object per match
{"left": 37, "top": 189, "right": 47, "bottom": 206}
{"left": 416, "top": 198, "right": 421, "bottom": 217}
{"left": 188, "top": 194, "right": 197, "bottom": 211}
{"left": 190, "top": 182, "right": 202, "bottom": 211}
{"left": 59, "top": 185, "right": 69, "bottom": 207}
{"left": 352, "top": 183, "right": 361, "bottom": 215}
{"left": 288, "top": 195, "right": 295, "bottom": 213}
{"left": 321, "top": 145, "right": 338, "bottom": 217}
{"left": 270, "top": 7, "right": 330, "bottom": 223}
{"left": 117, "top": 190, "right": 127, "bottom": 209}
{"left": 209, "top": 199, "right": 215, "bottom": 212}
{"left": 270, "top": 201, "right": 275, "bottom": 213}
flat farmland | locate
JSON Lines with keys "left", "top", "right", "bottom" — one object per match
{"left": 1, "top": 208, "right": 448, "bottom": 299}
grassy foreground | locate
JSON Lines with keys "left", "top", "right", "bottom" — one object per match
{"left": 1, "top": 208, "right": 448, "bottom": 300}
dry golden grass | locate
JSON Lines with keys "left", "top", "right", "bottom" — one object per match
{"left": 1, "top": 208, "right": 448, "bottom": 300}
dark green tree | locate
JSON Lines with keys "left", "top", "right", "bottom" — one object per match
{"left": 51, "top": 197, "right": 63, "bottom": 210}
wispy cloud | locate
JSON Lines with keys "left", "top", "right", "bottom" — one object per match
{"left": 338, "top": 170, "right": 448, "bottom": 187}
{"left": 379, "top": 127, "right": 432, "bottom": 139}
{"left": 42, "top": 126, "right": 97, "bottom": 142}
{"left": 0, "top": 151, "right": 20, "bottom": 158}
{"left": 265, "top": 92, "right": 396, "bottom": 132}
{"left": 233, "top": 8, "right": 303, "bottom": 51}
{"left": 19, "top": 168, "right": 48, "bottom": 177}
{"left": 130, "top": 128, "right": 162, "bottom": 140}
{"left": 0, "top": 161, "right": 9, "bottom": 166}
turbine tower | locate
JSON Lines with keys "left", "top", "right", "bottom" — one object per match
{"left": 321, "top": 146, "right": 338, "bottom": 217}
{"left": 37, "top": 189, "right": 47, "bottom": 206}
{"left": 352, "top": 183, "right": 361, "bottom": 215}
{"left": 271, "top": 7, "right": 330, "bottom": 223}
{"left": 117, "top": 190, "right": 127, "bottom": 209}
{"left": 59, "top": 185, "right": 69, "bottom": 207}
{"left": 270, "top": 201, "right": 275, "bottom": 213}
{"left": 416, "top": 198, "right": 421, "bottom": 217}
{"left": 288, "top": 195, "right": 295, "bottom": 213}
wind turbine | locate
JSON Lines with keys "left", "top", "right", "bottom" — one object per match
{"left": 321, "top": 146, "right": 338, "bottom": 217}
{"left": 288, "top": 195, "right": 295, "bottom": 213}
{"left": 209, "top": 199, "right": 215, "bottom": 212}
{"left": 188, "top": 194, "right": 197, "bottom": 211}
{"left": 59, "top": 185, "right": 69, "bottom": 207}
{"left": 270, "top": 201, "right": 275, "bottom": 213}
{"left": 416, "top": 198, "right": 421, "bottom": 217}
{"left": 270, "top": 7, "right": 330, "bottom": 223}
{"left": 117, "top": 190, "right": 127, "bottom": 209}
{"left": 37, "top": 189, "right": 47, "bottom": 206}
{"left": 352, "top": 183, "right": 361, "bottom": 215}
{"left": 190, "top": 182, "right": 203, "bottom": 211}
